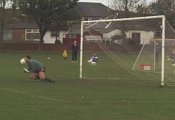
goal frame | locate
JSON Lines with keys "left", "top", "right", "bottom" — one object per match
{"left": 80, "top": 15, "right": 166, "bottom": 86}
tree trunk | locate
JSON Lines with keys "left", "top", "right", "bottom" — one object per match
{"left": 38, "top": 30, "right": 46, "bottom": 51}
{"left": 39, "top": 35, "right": 44, "bottom": 51}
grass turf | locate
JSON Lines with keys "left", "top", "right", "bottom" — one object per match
{"left": 0, "top": 52, "right": 175, "bottom": 120}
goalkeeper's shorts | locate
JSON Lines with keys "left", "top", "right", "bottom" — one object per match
{"left": 34, "top": 66, "right": 46, "bottom": 73}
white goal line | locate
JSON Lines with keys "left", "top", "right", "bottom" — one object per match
{"left": 0, "top": 87, "right": 62, "bottom": 102}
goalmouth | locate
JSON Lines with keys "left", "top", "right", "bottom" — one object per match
{"left": 80, "top": 15, "right": 166, "bottom": 86}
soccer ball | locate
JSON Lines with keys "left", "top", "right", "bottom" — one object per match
{"left": 47, "top": 57, "right": 50, "bottom": 60}
{"left": 20, "top": 58, "right": 26, "bottom": 64}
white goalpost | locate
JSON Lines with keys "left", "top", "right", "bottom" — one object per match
{"left": 80, "top": 15, "right": 167, "bottom": 86}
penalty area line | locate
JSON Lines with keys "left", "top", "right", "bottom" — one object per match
{"left": 0, "top": 87, "right": 62, "bottom": 102}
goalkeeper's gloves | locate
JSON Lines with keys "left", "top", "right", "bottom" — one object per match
{"left": 23, "top": 68, "right": 29, "bottom": 73}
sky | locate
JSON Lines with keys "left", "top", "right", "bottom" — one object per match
{"left": 78, "top": 0, "right": 108, "bottom": 6}
{"left": 78, "top": 0, "right": 152, "bottom": 6}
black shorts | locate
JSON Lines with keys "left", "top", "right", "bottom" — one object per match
{"left": 34, "top": 66, "right": 46, "bottom": 73}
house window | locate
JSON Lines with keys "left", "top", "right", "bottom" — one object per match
{"left": 3, "top": 30, "right": 12, "bottom": 41}
{"left": 154, "top": 31, "right": 161, "bottom": 37}
{"left": 132, "top": 32, "right": 140, "bottom": 40}
{"left": 83, "top": 17, "right": 88, "bottom": 21}
{"left": 51, "top": 31, "right": 59, "bottom": 37}
{"left": 26, "top": 29, "right": 32, "bottom": 32}
{"left": 25, "top": 29, "right": 40, "bottom": 41}
{"left": 132, "top": 32, "right": 140, "bottom": 44}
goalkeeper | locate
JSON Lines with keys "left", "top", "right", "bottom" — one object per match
{"left": 23, "top": 55, "right": 54, "bottom": 83}
{"left": 23, "top": 55, "right": 45, "bottom": 81}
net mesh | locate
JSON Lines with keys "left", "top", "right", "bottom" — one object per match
{"left": 81, "top": 16, "right": 175, "bottom": 85}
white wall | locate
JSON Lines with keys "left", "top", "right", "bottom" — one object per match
{"left": 43, "top": 32, "right": 56, "bottom": 44}
{"left": 126, "top": 30, "right": 154, "bottom": 44}
{"left": 102, "top": 29, "right": 154, "bottom": 44}
{"left": 43, "top": 31, "right": 66, "bottom": 44}
{"left": 85, "top": 35, "right": 102, "bottom": 41}
{"left": 103, "top": 29, "right": 121, "bottom": 41}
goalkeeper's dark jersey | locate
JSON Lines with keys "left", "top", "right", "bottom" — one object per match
{"left": 27, "top": 59, "right": 44, "bottom": 72}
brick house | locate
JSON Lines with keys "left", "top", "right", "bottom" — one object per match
{"left": 2, "top": 2, "right": 113, "bottom": 45}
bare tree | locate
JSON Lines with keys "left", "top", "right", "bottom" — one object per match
{"left": 18, "top": 0, "right": 79, "bottom": 50}
{"left": 108, "top": 0, "right": 146, "bottom": 47}
{"left": 149, "top": 0, "right": 175, "bottom": 15}
{"left": 108, "top": 0, "right": 143, "bottom": 12}
{"left": 136, "top": 3, "right": 151, "bottom": 15}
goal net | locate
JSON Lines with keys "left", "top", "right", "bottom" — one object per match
{"left": 80, "top": 15, "right": 175, "bottom": 86}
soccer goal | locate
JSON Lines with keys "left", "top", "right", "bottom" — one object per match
{"left": 80, "top": 15, "right": 175, "bottom": 86}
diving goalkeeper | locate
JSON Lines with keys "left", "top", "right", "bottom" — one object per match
{"left": 23, "top": 55, "right": 54, "bottom": 83}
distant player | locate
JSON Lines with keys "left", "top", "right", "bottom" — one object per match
{"left": 170, "top": 48, "right": 175, "bottom": 67}
{"left": 71, "top": 41, "right": 79, "bottom": 62}
{"left": 88, "top": 53, "right": 98, "bottom": 64}
{"left": 23, "top": 55, "right": 54, "bottom": 83}
{"left": 155, "top": 41, "right": 161, "bottom": 63}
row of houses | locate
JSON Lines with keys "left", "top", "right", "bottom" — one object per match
{"left": 1, "top": 2, "right": 112, "bottom": 44}
{"left": 1, "top": 2, "right": 174, "bottom": 46}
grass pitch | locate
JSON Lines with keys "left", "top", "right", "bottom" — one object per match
{"left": 0, "top": 52, "right": 175, "bottom": 120}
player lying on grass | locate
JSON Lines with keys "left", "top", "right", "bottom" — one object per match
{"left": 23, "top": 55, "right": 54, "bottom": 83}
{"left": 88, "top": 53, "right": 98, "bottom": 64}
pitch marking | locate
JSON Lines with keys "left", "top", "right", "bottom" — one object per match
{"left": 0, "top": 87, "right": 62, "bottom": 102}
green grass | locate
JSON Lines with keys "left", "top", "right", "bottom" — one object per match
{"left": 0, "top": 51, "right": 175, "bottom": 120}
